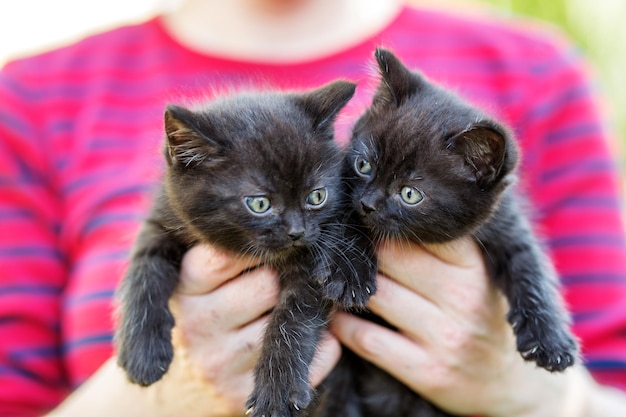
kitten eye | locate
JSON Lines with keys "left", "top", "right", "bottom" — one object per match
{"left": 355, "top": 156, "right": 372, "bottom": 176}
{"left": 306, "top": 188, "right": 327, "bottom": 207}
{"left": 400, "top": 186, "right": 424, "bottom": 205}
{"left": 245, "top": 196, "right": 271, "bottom": 214}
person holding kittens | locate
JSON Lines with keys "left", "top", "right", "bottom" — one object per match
{"left": 1, "top": 0, "right": 626, "bottom": 416}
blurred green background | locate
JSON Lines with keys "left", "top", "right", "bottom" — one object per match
{"left": 476, "top": 0, "right": 626, "bottom": 150}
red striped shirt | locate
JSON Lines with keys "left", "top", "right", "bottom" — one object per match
{"left": 1, "top": 6, "right": 625, "bottom": 416}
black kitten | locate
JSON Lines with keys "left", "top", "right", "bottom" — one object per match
{"left": 316, "top": 49, "right": 579, "bottom": 417}
{"left": 115, "top": 81, "right": 377, "bottom": 417}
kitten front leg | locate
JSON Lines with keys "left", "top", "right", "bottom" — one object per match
{"left": 478, "top": 196, "right": 578, "bottom": 372}
{"left": 115, "top": 219, "right": 186, "bottom": 386}
{"left": 503, "top": 259, "right": 578, "bottom": 372}
{"left": 319, "top": 213, "right": 378, "bottom": 309}
{"left": 247, "top": 270, "right": 333, "bottom": 417}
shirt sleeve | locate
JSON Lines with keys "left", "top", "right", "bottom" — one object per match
{"left": 519, "top": 40, "right": 626, "bottom": 391}
{"left": 0, "top": 64, "right": 70, "bottom": 416}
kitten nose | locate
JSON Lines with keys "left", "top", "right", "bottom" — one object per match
{"left": 288, "top": 230, "right": 304, "bottom": 241}
{"left": 361, "top": 200, "right": 377, "bottom": 214}
{"left": 285, "top": 212, "right": 305, "bottom": 242}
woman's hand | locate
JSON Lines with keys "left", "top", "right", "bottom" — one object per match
{"left": 156, "top": 243, "right": 282, "bottom": 416}
{"left": 164, "top": 244, "right": 341, "bottom": 415}
{"left": 47, "top": 244, "right": 341, "bottom": 417}
{"left": 330, "top": 238, "right": 580, "bottom": 417}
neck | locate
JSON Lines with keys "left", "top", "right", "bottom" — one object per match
{"left": 161, "top": 0, "right": 403, "bottom": 63}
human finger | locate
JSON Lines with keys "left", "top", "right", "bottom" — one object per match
{"left": 329, "top": 312, "right": 429, "bottom": 391}
{"left": 366, "top": 274, "right": 441, "bottom": 344}
{"left": 376, "top": 238, "right": 486, "bottom": 306}
{"left": 309, "top": 331, "right": 342, "bottom": 387}
{"left": 375, "top": 240, "right": 447, "bottom": 303}
{"left": 421, "top": 237, "right": 482, "bottom": 268}
{"left": 193, "top": 315, "right": 270, "bottom": 383}
{"left": 374, "top": 243, "right": 510, "bottom": 350}
{"left": 171, "top": 266, "right": 279, "bottom": 334}
{"left": 177, "top": 244, "right": 262, "bottom": 295}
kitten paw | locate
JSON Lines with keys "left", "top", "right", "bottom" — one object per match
{"left": 509, "top": 310, "right": 578, "bottom": 372}
{"left": 116, "top": 309, "right": 175, "bottom": 386}
{"left": 321, "top": 257, "right": 377, "bottom": 309}
{"left": 117, "top": 336, "right": 173, "bottom": 386}
{"left": 322, "top": 278, "right": 375, "bottom": 309}
{"left": 519, "top": 343, "right": 577, "bottom": 372}
{"left": 246, "top": 382, "right": 311, "bottom": 417}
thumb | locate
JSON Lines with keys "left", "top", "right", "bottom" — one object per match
{"left": 378, "top": 237, "right": 481, "bottom": 270}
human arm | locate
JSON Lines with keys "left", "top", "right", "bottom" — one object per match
{"left": 331, "top": 239, "right": 626, "bottom": 417}
{"left": 0, "top": 64, "right": 71, "bottom": 416}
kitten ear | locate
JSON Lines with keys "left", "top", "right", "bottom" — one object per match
{"left": 446, "top": 122, "right": 517, "bottom": 187}
{"left": 164, "top": 105, "right": 219, "bottom": 167}
{"left": 296, "top": 80, "right": 356, "bottom": 136}
{"left": 373, "top": 47, "right": 422, "bottom": 106}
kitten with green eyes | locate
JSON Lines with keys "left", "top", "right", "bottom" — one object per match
{"left": 115, "top": 81, "right": 377, "bottom": 417}
{"left": 314, "top": 49, "right": 579, "bottom": 417}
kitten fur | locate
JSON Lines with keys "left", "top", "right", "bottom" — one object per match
{"left": 115, "top": 81, "right": 377, "bottom": 417}
{"left": 313, "top": 48, "right": 579, "bottom": 417}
